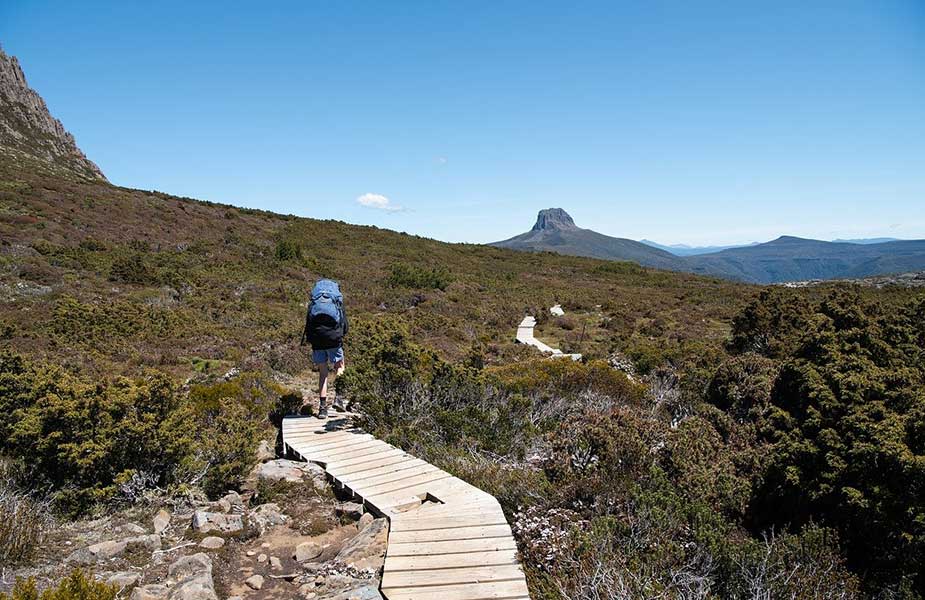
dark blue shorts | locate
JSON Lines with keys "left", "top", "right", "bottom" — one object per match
{"left": 312, "top": 347, "right": 344, "bottom": 365}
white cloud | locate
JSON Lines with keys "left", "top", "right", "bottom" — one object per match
{"left": 356, "top": 193, "right": 402, "bottom": 212}
{"left": 436, "top": 156, "right": 448, "bottom": 165}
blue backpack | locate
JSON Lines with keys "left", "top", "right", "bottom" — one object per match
{"left": 309, "top": 279, "right": 343, "bottom": 324}
{"left": 301, "top": 279, "right": 346, "bottom": 348}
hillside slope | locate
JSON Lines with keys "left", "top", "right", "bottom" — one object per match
{"left": 0, "top": 160, "right": 756, "bottom": 377}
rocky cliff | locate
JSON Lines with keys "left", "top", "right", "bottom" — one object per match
{"left": 0, "top": 47, "right": 105, "bottom": 181}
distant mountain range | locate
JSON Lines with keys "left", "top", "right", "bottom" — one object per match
{"left": 639, "top": 239, "right": 760, "bottom": 256}
{"left": 492, "top": 209, "right": 925, "bottom": 284}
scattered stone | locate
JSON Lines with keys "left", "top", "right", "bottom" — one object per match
{"left": 168, "top": 553, "right": 218, "bottom": 600}
{"left": 325, "top": 579, "right": 383, "bottom": 600}
{"left": 191, "top": 511, "right": 243, "bottom": 534}
{"left": 67, "top": 534, "right": 161, "bottom": 564}
{"left": 335, "top": 502, "right": 364, "bottom": 520}
{"left": 245, "top": 575, "right": 264, "bottom": 591}
{"left": 245, "top": 550, "right": 256, "bottom": 557}
{"left": 257, "top": 553, "right": 267, "bottom": 563}
{"left": 130, "top": 584, "right": 169, "bottom": 600}
{"left": 336, "top": 518, "right": 389, "bottom": 571}
{"left": 107, "top": 572, "right": 141, "bottom": 588}
{"left": 153, "top": 509, "right": 171, "bottom": 534}
{"left": 325, "top": 584, "right": 384, "bottom": 600}
{"left": 294, "top": 541, "right": 323, "bottom": 562}
{"left": 119, "top": 523, "right": 147, "bottom": 535}
{"left": 256, "top": 440, "right": 275, "bottom": 463}
{"left": 249, "top": 459, "right": 327, "bottom": 488}
{"left": 270, "top": 556, "right": 282, "bottom": 570}
{"left": 214, "top": 491, "right": 244, "bottom": 514}
{"left": 199, "top": 536, "right": 225, "bottom": 550}
{"left": 357, "top": 513, "right": 374, "bottom": 529}
{"left": 248, "top": 503, "right": 289, "bottom": 534}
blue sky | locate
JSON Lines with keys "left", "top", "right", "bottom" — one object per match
{"left": 2, "top": 1, "right": 923, "bottom": 244}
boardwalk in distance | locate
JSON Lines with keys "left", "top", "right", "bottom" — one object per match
{"left": 282, "top": 414, "right": 531, "bottom": 600}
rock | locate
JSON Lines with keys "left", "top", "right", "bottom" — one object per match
{"left": 168, "top": 553, "right": 218, "bottom": 600}
{"left": 221, "top": 491, "right": 245, "bottom": 512}
{"left": 335, "top": 502, "right": 364, "bottom": 520}
{"left": 86, "top": 540, "right": 128, "bottom": 560}
{"left": 153, "top": 509, "right": 172, "bottom": 534}
{"left": 294, "top": 541, "right": 323, "bottom": 562}
{"left": 168, "top": 553, "right": 213, "bottom": 581}
{"left": 130, "top": 585, "right": 170, "bottom": 600}
{"left": 199, "top": 536, "right": 225, "bottom": 549}
{"left": 250, "top": 459, "right": 308, "bottom": 483}
{"left": 257, "top": 553, "right": 267, "bottom": 563}
{"left": 336, "top": 518, "right": 389, "bottom": 571}
{"left": 119, "top": 523, "right": 147, "bottom": 535}
{"left": 244, "top": 575, "right": 264, "bottom": 590}
{"left": 256, "top": 440, "right": 275, "bottom": 463}
{"left": 324, "top": 584, "right": 384, "bottom": 600}
{"left": 191, "top": 511, "right": 243, "bottom": 534}
{"left": 107, "top": 572, "right": 141, "bottom": 588}
{"left": 245, "top": 550, "right": 256, "bottom": 557}
{"left": 68, "top": 533, "right": 161, "bottom": 564}
{"left": 248, "top": 503, "right": 288, "bottom": 534}
{"left": 357, "top": 513, "right": 374, "bottom": 529}
{"left": 0, "top": 49, "right": 107, "bottom": 181}
{"left": 269, "top": 556, "right": 282, "bottom": 570}
{"left": 322, "top": 584, "right": 382, "bottom": 600}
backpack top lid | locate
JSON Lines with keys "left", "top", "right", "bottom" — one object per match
{"left": 311, "top": 279, "right": 342, "bottom": 302}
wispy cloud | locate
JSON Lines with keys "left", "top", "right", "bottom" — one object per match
{"left": 356, "top": 193, "right": 403, "bottom": 212}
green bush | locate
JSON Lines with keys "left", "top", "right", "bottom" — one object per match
{"left": 109, "top": 253, "right": 156, "bottom": 285}
{"left": 274, "top": 239, "right": 302, "bottom": 261}
{"left": 190, "top": 401, "right": 264, "bottom": 498}
{"left": 749, "top": 290, "right": 925, "bottom": 592}
{"left": 0, "top": 353, "right": 191, "bottom": 514}
{"left": 387, "top": 262, "right": 452, "bottom": 290}
{"left": 0, "top": 570, "right": 116, "bottom": 600}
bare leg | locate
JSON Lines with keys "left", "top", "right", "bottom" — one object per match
{"left": 318, "top": 362, "right": 330, "bottom": 403}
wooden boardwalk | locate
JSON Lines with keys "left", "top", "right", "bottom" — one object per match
{"left": 515, "top": 315, "right": 581, "bottom": 361}
{"left": 282, "top": 414, "right": 531, "bottom": 600}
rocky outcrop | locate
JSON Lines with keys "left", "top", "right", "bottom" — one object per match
{"left": 532, "top": 208, "right": 577, "bottom": 231}
{"left": 0, "top": 47, "right": 105, "bottom": 180}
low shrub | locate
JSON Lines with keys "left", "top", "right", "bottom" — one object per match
{"left": 387, "top": 262, "right": 452, "bottom": 290}
{"left": 0, "top": 570, "right": 116, "bottom": 600}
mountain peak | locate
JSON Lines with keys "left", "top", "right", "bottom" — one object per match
{"left": 532, "top": 208, "right": 577, "bottom": 231}
{"left": 0, "top": 47, "right": 106, "bottom": 181}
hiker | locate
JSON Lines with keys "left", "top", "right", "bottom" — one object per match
{"left": 300, "top": 279, "right": 348, "bottom": 418}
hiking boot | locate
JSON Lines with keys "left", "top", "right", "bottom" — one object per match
{"left": 317, "top": 399, "right": 328, "bottom": 419}
{"left": 332, "top": 395, "right": 346, "bottom": 412}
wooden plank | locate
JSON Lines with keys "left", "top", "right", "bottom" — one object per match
{"left": 383, "top": 548, "right": 520, "bottom": 571}
{"left": 323, "top": 448, "right": 408, "bottom": 471}
{"left": 335, "top": 458, "right": 430, "bottom": 483}
{"left": 381, "top": 564, "right": 525, "bottom": 589}
{"left": 311, "top": 439, "right": 389, "bottom": 460}
{"left": 391, "top": 511, "right": 509, "bottom": 532}
{"left": 282, "top": 431, "right": 372, "bottom": 448}
{"left": 381, "top": 580, "right": 530, "bottom": 600}
{"left": 328, "top": 454, "right": 416, "bottom": 477}
{"left": 340, "top": 462, "right": 439, "bottom": 487}
{"left": 362, "top": 471, "right": 454, "bottom": 498}
{"left": 389, "top": 524, "right": 513, "bottom": 544}
{"left": 387, "top": 536, "right": 518, "bottom": 557}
